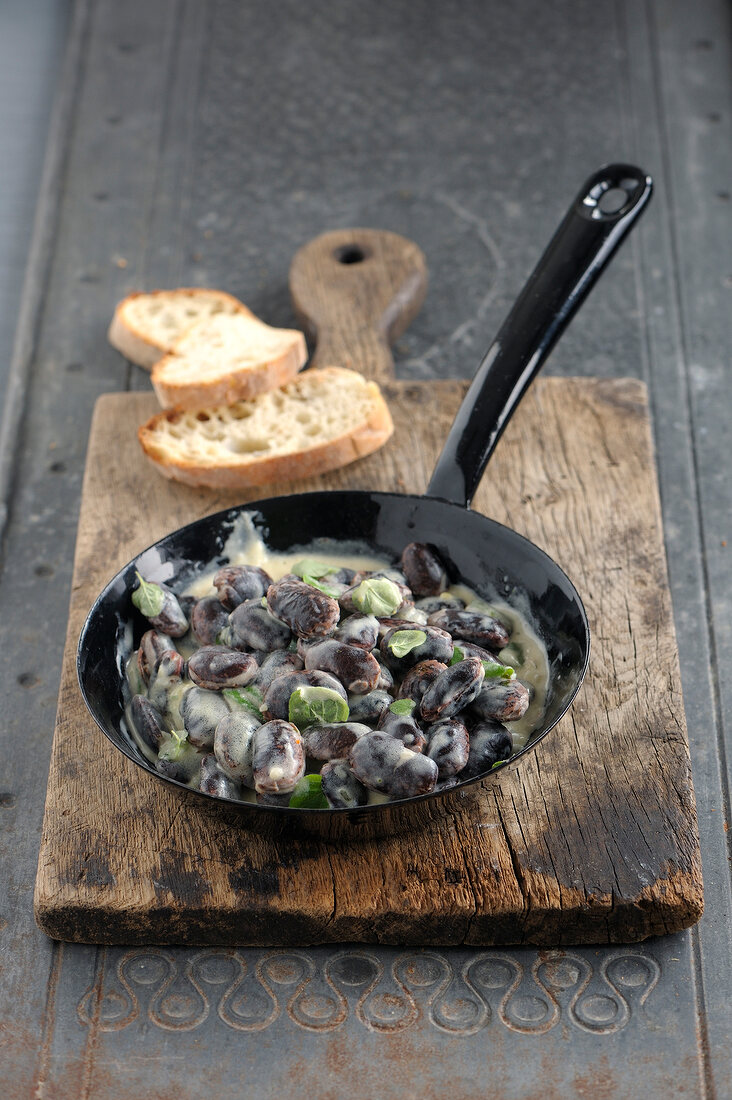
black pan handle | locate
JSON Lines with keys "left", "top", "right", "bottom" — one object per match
{"left": 425, "top": 163, "right": 653, "bottom": 508}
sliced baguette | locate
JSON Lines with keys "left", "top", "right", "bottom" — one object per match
{"left": 108, "top": 288, "right": 253, "bottom": 370}
{"left": 138, "top": 366, "right": 394, "bottom": 489}
{"left": 150, "top": 313, "right": 308, "bottom": 411}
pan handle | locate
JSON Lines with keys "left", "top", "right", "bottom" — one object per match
{"left": 425, "top": 163, "right": 653, "bottom": 508}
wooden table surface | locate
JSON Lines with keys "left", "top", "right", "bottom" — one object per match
{"left": 1, "top": 0, "right": 730, "bottom": 1097}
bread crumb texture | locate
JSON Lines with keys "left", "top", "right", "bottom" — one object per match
{"left": 123, "top": 289, "right": 247, "bottom": 350}
{"left": 154, "top": 313, "right": 305, "bottom": 384}
{"left": 139, "top": 366, "right": 394, "bottom": 488}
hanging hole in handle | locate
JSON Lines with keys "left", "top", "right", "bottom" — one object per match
{"left": 582, "top": 172, "right": 643, "bottom": 219}
{"left": 597, "top": 187, "right": 630, "bottom": 214}
{"left": 334, "top": 244, "right": 368, "bottom": 264}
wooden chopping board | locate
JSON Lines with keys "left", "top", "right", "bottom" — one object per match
{"left": 34, "top": 229, "right": 703, "bottom": 946}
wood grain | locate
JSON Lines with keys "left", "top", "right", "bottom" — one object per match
{"left": 34, "top": 377, "right": 703, "bottom": 945}
{"left": 289, "top": 228, "right": 428, "bottom": 384}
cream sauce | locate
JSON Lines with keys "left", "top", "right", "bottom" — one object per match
{"left": 182, "top": 514, "right": 388, "bottom": 600}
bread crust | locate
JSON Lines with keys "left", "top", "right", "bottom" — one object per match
{"left": 107, "top": 288, "right": 252, "bottom": 370}
{"left": 138, "top": 373, "right": 394, "bottom": 489}
{"left": 151, "top": 330, "right": 307, "bottom": 411}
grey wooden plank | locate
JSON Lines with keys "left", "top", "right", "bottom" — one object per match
{"left": 618, "top": 4, "right": 728, "bottom": 1094}
{"left": 0, "top": 0, "right": 727, "bottom": 1095}
{"left": 0, "top": 0, "right": 70, "bottom": 410}
{"left": 646, "top": 0, "right": 732, "bottom": 1094}
{"left": 0, "top": 1, "right": 207, "bottom": 1096}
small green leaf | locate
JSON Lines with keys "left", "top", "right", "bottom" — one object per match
{"left": 132, "top": 571, "right": 165, "bottom": 618}
{"left": 351, "top": 577, "right": 402, "bottom": 617}
{"left": 287, "top": 639, "right": 299, "bottom": 653}
{"left": 169, "top": 729, "right": 188, "bottom": 759}
{"left": 303, "top": 575, "right": 341, "bottom": 598}
{"left": 224, "top": 685, "right": 264, "bottom": 716}
{"left": 288, "top": 686, "right": 349, "bottom": 729}
{"left": 449, "top": 646, "right": 465, "bottom": 666}
{"left": 389, "top": 698, "right": 416, "bottom": 717}
{"left": 387, "top": 629, "right": 427, "bottom": 658}
{"left": 491, "top": 759, "right": 506, "bottom": 770}
{"left": 260, "top": 596, "right": 268, "bottom": 608}
{"left": 289, "top": 773, "right": 329, "bottom": 809}
{"left": 158, "top": 730, "right": 193, "bottom": 764}
{"left": 482, "top": 660, "right": 516, "bottom": 682}
{"left": 291, "top": 559, "right": 335, "bottom": 580}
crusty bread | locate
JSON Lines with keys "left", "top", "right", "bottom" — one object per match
{"left": 108, "top": 288, "right": 253, "bottom": 370}
{"left": 150, "top": 313, "right": 308, "bottom": 411}
{"left": 138, "top": 366, "right": 394, "bottom": 489}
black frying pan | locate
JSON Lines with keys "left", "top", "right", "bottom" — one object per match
{"left": 78, "top": 164, "right": 652, "bottom": 840}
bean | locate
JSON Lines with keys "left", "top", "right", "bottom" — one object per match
{"left": 375, "top": 616, "right": 425, "bottom": 640}
{"left": 461, "top": 721, "right": 513, "bottom": 778}
{"left": 214, "top": 564, "right": 272, "bottom": 609}
{"left": 470, "top": 679, "right": 530, "bottom": 722}
{"left": 349, "top": 733, "right": 438, "bottom": 799}
{"left": 214, "top": 711, "right": 260, "bottom": 785}
{"left": 156, "top": 737, "right": 201, "bottom": 783}
{"left": 136, "top": 579, "right": 189, "bottom": 637}
{"left": 347, "top": 689, "right": 392, "bottom": 725}
{"left": 420, "top": 657, "right": 485, "bottom": 722}
{"left": 381, "top": 624, "right": 453, "bottom": 674}
{"left": 252, "top": 719, "right": 305, "bottom": 794}
{"left": 191, "top": 596, "right": 230, "bottom": 645}
{"left": 400, "top": 542, "right": 448, "bottom": 596}
{"left": 334, "top": 614, "right": 379, "bottom": 651}
{"left": 267, "top": 575, "right": 340, "bottom": 639}
{"left": 255, "top": 650, "right": 304, "bottom": 694}
{"left": 451, "top": 638, "right": 501, "bottom": 664}
{"left": 373, "top": 653, "right": 395, "bottom": 692}
{"left": 263, "top": 669, "right": 348, "bottom": 721}
{"left": 303, "top": 639, "right": 380, "bottom": 695}
{"left": 147, "top": 652, "right": 186, "bottom": 717}
{"left": 396, "top": 660, "right": 447, "bottom": 705}
{"left": 323, "top": 567, "right": 356, "bottom": 584}
{"left": 199, "top": 753, "right": 240, "bottom": 799}
{"left": 187, "top": 646, "right": 258, "bottom": 691}
{"left": 415, "top": 595, "right": 465, "bottom": 614}
{"left": 296, "top": 634, "right": 324, "bottom": 660}
{"left": 229, "top": 600, "right": 292, "bottom": 651}
{"left": 396, "top": 606, "right": 429, "bottom": 625}
{"left": 426, "top": 718, "right": 470, "bottom": 779}
{"left": 137, "top": 630, "right": 178, "bottom": 684}
{"left": 305, "top": 722, "right": 371, "bottom": 761}
{"left": 427, "top": 609, "right": 510, "bottom": 652}
{"left": 180, "top": 687, "right": 232, "bottom": 749}
{"left": 321, "top": 760, "right": 368, "bottom": 809}
{"left": 130, "top": 694, "right": 169, "bottom": 751}
{"left": 377, "top": 711, "right": 427, "bottom": 753}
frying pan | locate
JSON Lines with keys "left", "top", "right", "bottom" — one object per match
{"left": 78, "top": 164, "right": 653, "bottom": 840}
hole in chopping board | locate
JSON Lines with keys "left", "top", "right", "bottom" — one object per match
{"left": 335, "top": 245, "right": 367, "bottom": 265}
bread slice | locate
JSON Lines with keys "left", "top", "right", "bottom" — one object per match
{"left": 108, "top": 288, "right": 253, "bottom": 370}
{"left": 150, "top": 313, "right": 308, "bottom": 411}
{"left": 138, "top": 366, "right": 394, "bottom": 489}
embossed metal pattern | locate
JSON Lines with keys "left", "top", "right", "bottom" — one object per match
{"left": 77, "top": 947, "right": 660, "bottom": 1036}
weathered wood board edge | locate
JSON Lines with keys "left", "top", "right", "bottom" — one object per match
{"left": 34, "top": 377, "right": 703, "bottom": 946}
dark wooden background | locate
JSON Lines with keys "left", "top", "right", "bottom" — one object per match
{"left": 0, "top": 0, "right": 730, "bottom": 1096}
